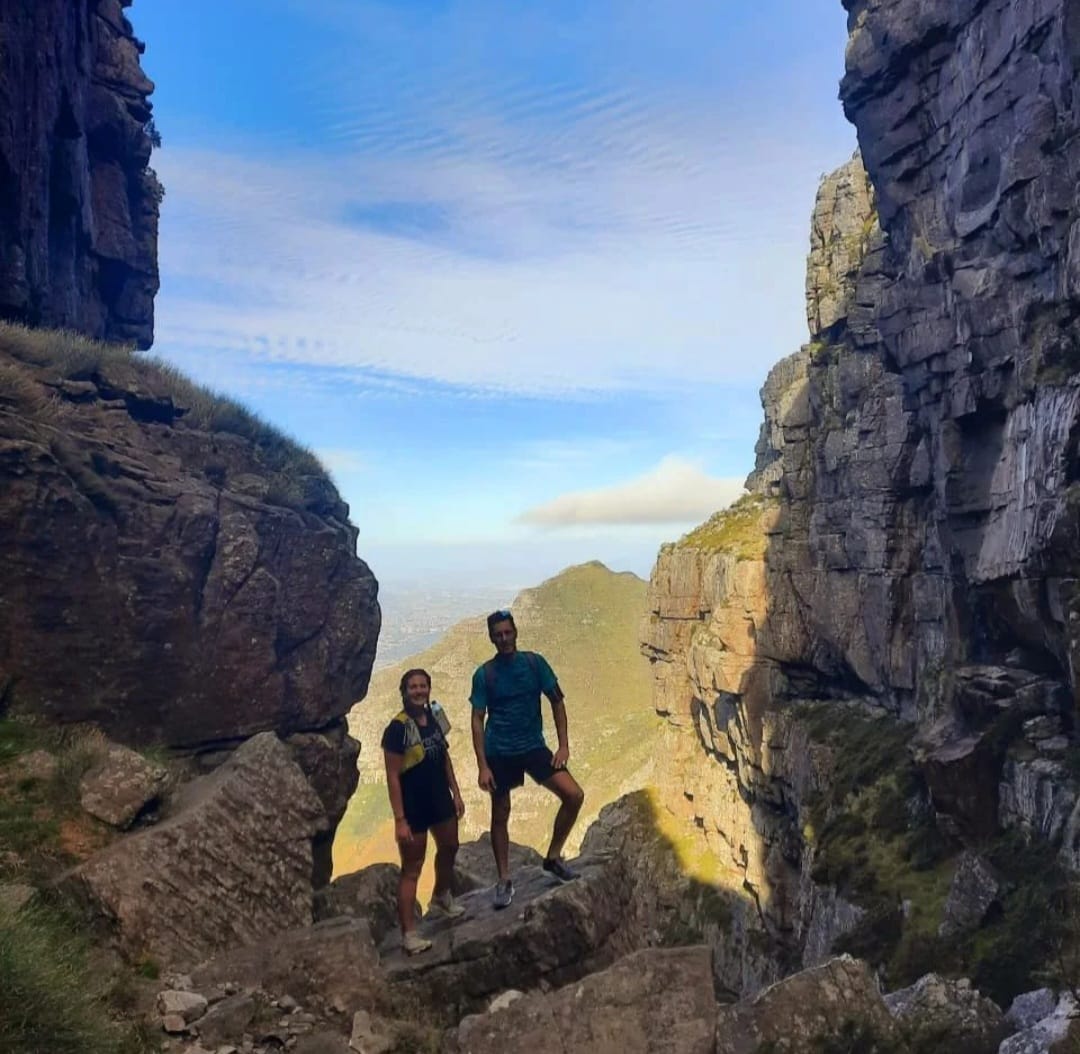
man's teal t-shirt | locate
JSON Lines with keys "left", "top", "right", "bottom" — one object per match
{"left": 470, "top": 651, "right": 561, "bottom": 757}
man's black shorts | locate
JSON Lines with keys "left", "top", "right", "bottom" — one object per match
{"left": 488, "top": 748, "right": 563, "bottom": 795}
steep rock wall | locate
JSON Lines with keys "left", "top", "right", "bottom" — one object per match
{"left": 0, "top": 0, "right": 159, "bottom": 347}
{"left": 645, "top": 0, "right": 1080, "bottom": 996}
{"left": 0, "top": 329, "right": 379, "bottom": 882}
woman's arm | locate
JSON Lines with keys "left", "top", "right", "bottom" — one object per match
{"left": 383, "top": 750, "right": 413, "bottom": 843}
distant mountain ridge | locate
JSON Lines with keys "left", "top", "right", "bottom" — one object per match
{"left": 335, "top": 560, "right": 661, "bottom": 877}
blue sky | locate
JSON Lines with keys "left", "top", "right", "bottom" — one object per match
{"left": 130, "top": 0, "right": 855, "bottom": 590}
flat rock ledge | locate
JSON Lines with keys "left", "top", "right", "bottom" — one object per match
{"left": 382, "top": 851, "right": 642, "bottom": 1021}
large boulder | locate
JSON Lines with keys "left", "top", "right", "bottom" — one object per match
{"left": 452, "top": 834, "right": 544, "bottom": 894}
{"left": 64, "top": 732, "right": 327, "bottom": 966}
{"left": 884, "top": 973, "right": 1007, "bottom": 1053}
{"left": 313, "top": 863, "right": 409, "bottom": 945}
{"left": 448, "top": 946, "right": 716, "bottom": 1054}
{"left": 0, "top": 0, "right": 159, "bottom": 346}
{"left": 0, "top": 328, "right": 377, "bottom": 844}
{"left": 714, "top": 957, "right": 898, "bottom": 1054}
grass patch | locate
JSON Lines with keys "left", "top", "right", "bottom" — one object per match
{"left": 0, "top": 903, "right": 153, "bottom": 1054}
{"left": 679, "top": 493, "right": 774, "bottom": 559}
{"left": 0, "top": 321, "right": 331, "bottom": 513}
{"left": 0, "top": 718, "right": 111, "bottom": 881}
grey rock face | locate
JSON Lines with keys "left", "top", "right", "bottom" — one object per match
{"left": 999, "top": 993, "right": 1078, "bottom": 1053}
{"left": 0, "top": 0, "right": 159, "bottom": 346}
{"left": 67, "top": 733, "right": 327, "bottom": 966}
{"left": 641, "top": 0, "right": 1080, "bottom": 995}
{"left": 382, "top": 853, "right": 646, "bottom": 1023}
{"left": 1006, "top": 990, "right": 1058, "bottom": 1031}
{"left": 313, "top": 862, "right": 410, "bottom": 945}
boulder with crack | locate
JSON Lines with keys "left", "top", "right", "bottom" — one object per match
{"left": 64, "top": 732, "right": 327, "bottom": 966}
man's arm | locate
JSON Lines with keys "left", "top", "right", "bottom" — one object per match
{"left": 471, "top": 707, "right": 496, "bottom": 791}
{"left": 550, "top": 693, "right": 569, "bottom": 769}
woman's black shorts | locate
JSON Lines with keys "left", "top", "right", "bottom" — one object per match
{"left": 403, "top": 785, "right": 456, "bottom": 833}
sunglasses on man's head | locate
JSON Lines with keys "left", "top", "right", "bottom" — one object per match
{"left": 490, "top": 609, "right": 512, "bottom": 620}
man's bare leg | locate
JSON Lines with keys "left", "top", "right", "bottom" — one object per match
{"left": 543, "top": 770, "right": 584, "bottom": 862}
{"left": 490, "top": 791, "right": 512, "bottom": 882}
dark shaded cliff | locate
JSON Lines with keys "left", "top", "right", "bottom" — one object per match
{"left": 0, "top": 325, "right": 380, "bottom": 883}
{"left": 644, "top": 0, "right": 1080, "bottom": 1002}
{"left": 0, "top": 0, "right": 159, "bottom": 348}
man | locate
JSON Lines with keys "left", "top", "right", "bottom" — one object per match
{"left": 470, "top": 608, "right": 585, "bottom": 909}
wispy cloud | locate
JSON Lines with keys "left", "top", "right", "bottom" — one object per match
{"left": 315, "top": 448, "right": 369, "bottom": 476}
{"left": 151, "top": 0, "right": 848, "bottom": 400}
{"left": 516, "top": 456, "right": 745, "bottom": 527}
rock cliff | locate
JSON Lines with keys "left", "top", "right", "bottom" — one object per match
{"left": 0, "top": 0, "right": 159, "bottom": 347}
{"left": 643, "top": 0, "right": 1080, "bottom": 1001}
{"left": 0, "top": 325, "right": 380, "bottom": 883}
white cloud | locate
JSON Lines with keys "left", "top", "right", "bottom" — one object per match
{"left": 315, "top": 448, "right": 368, "bottom": 476}
{"left": 516, "top": 457, "right": 745, "bottom": 527}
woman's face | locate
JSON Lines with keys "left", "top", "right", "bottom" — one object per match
{"left": 404, "top": 674, "right": 430, "bottom": 707}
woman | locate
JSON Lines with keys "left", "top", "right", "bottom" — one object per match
{"left": 381, "top": 667, "right": 466, "bottom": 954}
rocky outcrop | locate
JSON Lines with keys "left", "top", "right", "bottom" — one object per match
{"left": 0, "top": 326, "right": 378, "bottom": 757}
{"left": 66, "top": 733, "right": 327, "bottom": 966}
{"left": 0, "top": 0, "right": 159, "bottom": 347}
{"left": 447, "top": 946, "right": 717, "bottom": 1054}
{"left": 714, "top": 957, "right": 899, "bottom": 1054}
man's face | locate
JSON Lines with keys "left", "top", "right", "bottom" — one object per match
{"left": 490, "top": 618, "right": 517, "bottom": 655}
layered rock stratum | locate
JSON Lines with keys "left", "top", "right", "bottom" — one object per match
{"left": 0, "top": 0, "right": 159, "bottom": 347}
{"left": 643, "top": 0, "right": 1080, "bottom": 1006}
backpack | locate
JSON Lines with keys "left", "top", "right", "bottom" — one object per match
{"left": 391, "top": 702, "right": 450, "bottom": 774}
{"left": 483, "top": 651, "right": 541, "bottom": 704}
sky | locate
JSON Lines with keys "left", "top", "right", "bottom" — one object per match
{"left": 129, "top": 0, "right": 856, "bottom": 591}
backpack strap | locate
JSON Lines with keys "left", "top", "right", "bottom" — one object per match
{"left": 392, "top": 710, "right": 426, "bottom": 774}
{"left": 483, "top": 652, "right": 542, "bottom": 704}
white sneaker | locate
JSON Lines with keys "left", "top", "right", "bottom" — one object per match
{"left": 402, "top": 931, "right": 432, "bottom": 955}
{"left": 427, "top": 891, "right": 466, "bottom": 919}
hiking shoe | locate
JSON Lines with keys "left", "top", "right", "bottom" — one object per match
{"left": 427, "top": 891, "right": 466, "bottom": 920}
{"left": 493, "top": 879, "right": 514, "bottom": 910}
{"left": 402, "top": 931, "right": 432, "bottom": 956}
{"left": 542, "top": 857, "right": 579, "bottom": 883}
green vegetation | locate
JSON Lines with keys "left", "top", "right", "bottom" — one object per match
{"left": 0, "top": 719, "right": 113, "bottom": 883}
{"left": 0, "top": 718, "right": 156, "bottom": 1053}
{"left": 678, "top": 493, "right": 775, "bottom": 559}
{"left": 0, "top": 903, "right": 154, "bottom": 1054}
{"left": 0, "top": 321, "right": 327, "bottom": 512}
{"left": 337, "top": 561, "right": 661, "bottom": 872}
{"left": 799, "top": 704, "right": 954, "bottom": 988}
{"left": 799, "top": 702, "right": 1080, "bottom": 1005}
